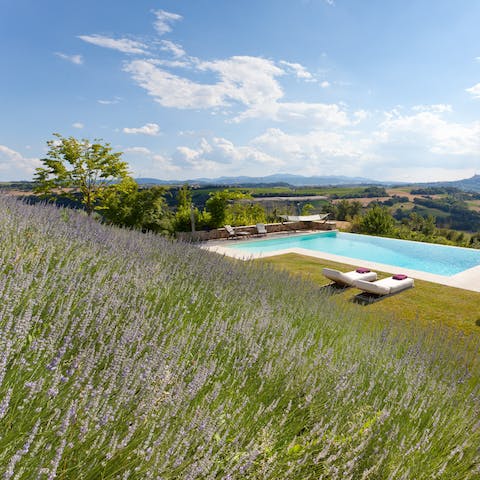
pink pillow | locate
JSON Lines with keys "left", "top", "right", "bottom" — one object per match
{"left": 356, "top": 267, "right": 371, "bottom": 274}
{"left": 392, "top": 274, "right": 408, "bottom": 280}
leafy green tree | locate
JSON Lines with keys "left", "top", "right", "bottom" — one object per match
{"left": 34, "top": 133, "right": 130, "bottom": 215}
{"left": 228, "top": 202, "right": 266, "bottom": 226}
{"left": 101, "top": 179, "right": 173, "bottom": 234}
{"left": 336, "top": 199, "right": 351, "bottom": 221}
{"left": 349, "top": 200, "right": 363, "bottom": 218}
{"left": 301, "top": 203, "right": 315, "bottom": 215}
{"left": 205, "top": 190, "right": 251, "bottom": 228}
{"left": 335, "top": 199, "right": 363, "bottom": 221}
{"left": 358, "top": 205, "right": 395, "bottom": 235}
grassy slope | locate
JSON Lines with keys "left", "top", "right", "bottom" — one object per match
{"left": 1, "top": 198, "right": 480, "bottom": 479}
{"left": 260, "top": 253, "right": 480, "bottom": 335}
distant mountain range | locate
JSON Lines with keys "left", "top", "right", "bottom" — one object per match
{"left": 136, "top": 173, "right": 480, "bottom": 192}
{"left": 136, "top": 173, "right": 386, "bottom": 187}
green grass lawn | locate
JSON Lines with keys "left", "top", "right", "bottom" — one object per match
{"left": 260, "top": 253, "right": 480, "bottom": 335}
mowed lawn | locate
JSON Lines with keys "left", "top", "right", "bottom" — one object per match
{"left": 260, "top": 253, "right": 480, "bottom": 335}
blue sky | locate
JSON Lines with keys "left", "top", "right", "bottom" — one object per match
{"left": 1, "top": 0, "right": 480, "bottom": 182}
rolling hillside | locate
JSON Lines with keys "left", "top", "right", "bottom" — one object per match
{"left": 0, "top": 197, "right": 479, "bottom": 478}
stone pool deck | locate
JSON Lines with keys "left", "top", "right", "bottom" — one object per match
{"left": 203, "top": 232, "right": 480, "bottom": 293}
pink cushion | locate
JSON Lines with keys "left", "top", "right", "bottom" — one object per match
{"left": 392, "top": 274, "right": 408, "bottom": 280}
{"left": 356, "top": 267, "right": 371, "bottom": 274}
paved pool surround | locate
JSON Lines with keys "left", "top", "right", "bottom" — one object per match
{"left": 204, "top": 231, "right": 480, "bottom": 293}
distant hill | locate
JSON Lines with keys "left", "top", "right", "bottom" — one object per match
{"left": 136, "top": 173, "right": 384, "bottom": 187}
{"left": 427, "top": 174, "right": 480, "bottom": 193}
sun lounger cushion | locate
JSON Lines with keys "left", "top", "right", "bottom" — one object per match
{"left": 322, "top": 268, "right": 377, "bottom": 286}
{"left": 354, "top": 276, "right": 414, "bottom": 295}
{"left": 356, "top": 267, "right": 371, "bottom": 273}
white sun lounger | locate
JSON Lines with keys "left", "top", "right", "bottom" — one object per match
{"left": 353, "top": 276, "right": 414, "bottom": 296}
{"left": 322, "top": 268, "right": 377, "bottom": 287}
{"left": 224, "top": 224, "right": 250, "bottom": 239}
{"left": 255, "top": 223, "right": 268, "bottom": 235}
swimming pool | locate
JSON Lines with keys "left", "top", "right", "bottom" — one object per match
{"left": 228, "top": 231, "right": 480, "bottom": 276}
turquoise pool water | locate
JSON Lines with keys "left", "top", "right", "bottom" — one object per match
{"left": 229, "top": 231, "right": 480, "bottom": 276}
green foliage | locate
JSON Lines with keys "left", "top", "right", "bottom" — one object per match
{"left": 301, "top": 203, "right": 315, "bottom": 215}
{"left": 34, "top": 133, "right": 130, "bottom": 215}
{"left": 413, "top": 196, "right": 480, "bottom": 231}
{"left": 335, "top": 199, "right": 363, "bottom": 221}
{"left": 174, "top": 205, "right": 211, "bottom": 232}
{"left": 174, "top": 184, "right": 212, "bottom": 231}
{"left": 177, "top": 183, "right": 192, "bottom": 211}
{"left": 205, "top": 190, "right": 253, "bottom": 227}
{"left": 356, "top": 205, "right": 395, "bottom": 235}
{"left": 101, "top": 178, "right": 173, "bottom": 234}
{"left": 227, "top": 202, "right": 266, "bottom": 226}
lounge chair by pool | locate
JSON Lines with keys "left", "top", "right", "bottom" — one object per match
{"left": 255, "top": 223, "right": 268, "bottom": 235}
{"left": 354, "top": 275, "right": 414, "bottom": 296}
{"left": 225, "top": 224, "right": 250, "bottom": 239}
{"left": 322, "top": 267, "right": 377, "bottom": 287}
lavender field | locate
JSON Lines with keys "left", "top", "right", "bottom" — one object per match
{"left": 0, "top": 196, "right": 479, "bottom": 479}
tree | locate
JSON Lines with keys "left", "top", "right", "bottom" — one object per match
{"left": 101, "top": 178, "right": 173, "bottom": 235}
{"left": 335, "top": 199, "right": 363, "bottom": 221}
{"left": 205, "top": 190, "right": 251, "bottom": 228}
{"left": 174, "top": 184, "right": 195, "bottom": 231}
{"left": 358, "top": 205, "right": 395, "bottom": 235}
{"left": 34, "top": 133, "right": 130, "bottom": 215}
{"left": 301, "top": 203, "right": 315, "bottom": 215}
{"left": 336, "top": 200, "right": 351, "bottom": 221}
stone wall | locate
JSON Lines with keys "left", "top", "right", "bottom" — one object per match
{"left": 175, "top": 220, "right": 336, "bottom": 242}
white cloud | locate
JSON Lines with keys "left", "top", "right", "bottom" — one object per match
{"left": 375, "top": 109, "right": 480, "bottom": 158}
{"left": 234, "top": 101, "right": 352, "bottom": 126}
{"left": 0, "top": 145, "right": 41, "bottom": 180}
{"left": 466, "top": 82, "right": 480, "bottom": 99}
{"left": 279, "top": 60, "right": 315, "bottom": 81}
{"left": 320, "top": 80, "right": 330, "bottom": 88}
{"left": 153, "top": 10, "right": 183, "bottom": 35}
{"left": 124, "top": 56, "right": 285, "bottom": 110}
{"left": 123, "top": 123, "right": 161, "bottom": 136}
{"left": 353, "top": 110, "right": 369, "bottom": 123}
{"left": 198, "top": 56, "right": 285, "bottom": 106}
{"left": 412, "top": 104, "right": 453, "bottom": 113}
{"left": 124, "top": 54, "right": 356, "bottom": 128}
{"left": 98, "top": 97, "right": 121, "bottom": 105}
{"left": 124, "top": 60, "right": 225, "bottom": 109}
{"left": 124, "top": 147, "right": 152, "bottom": 155}
{"left": 173, "top": 136, "right": 283, "bottom": 173}
{"left": 72, "top": 122, "right": 84, "bottom": 129}
{"left": 152, "top": 154, "right": 179, "bottom": 172}
{"left": 239, "top": 105, "right": 480, "bottom": 181}
{"left": 123, "top": 146, "right": 180, "bottom": 175}
{"left": 78, "top": 34, "right": 148, "bottom": 54}
{"left": 54, "top": 52, "right": 83, "bottom": 65}
{"left": 160, "top": 40, "right": 186, "bottom": 58}
{"left": 253, "top": 128, "right": 361, "bottom": 164}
